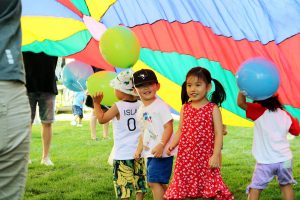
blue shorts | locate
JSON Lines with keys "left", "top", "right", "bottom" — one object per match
{"left": 72, "top": 105, "right": 83, "bottom": 119}
{"left": 28, "top": 92, "right": 56, "bottom": 124}
{"left": 246, "top": 160, "right": 297, "bottom": 193}
{"left": 147, "top": 156, "right": 173, "bottom": 184}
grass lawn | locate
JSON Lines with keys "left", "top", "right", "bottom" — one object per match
{"left": 25, "top": 119, "right": 300, "bottom": 200}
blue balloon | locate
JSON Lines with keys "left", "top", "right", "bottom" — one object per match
{"left": 62, "top": 60, "right": 94, "bottom": 92}
{"left": 236, "top": 58, "right": 280, "bottom": 100}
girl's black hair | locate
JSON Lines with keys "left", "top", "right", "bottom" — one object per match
{"left": 254, "top": 95, "right": 284, "bottom": 111}
{"left": 181, "top": 67, "right": 226, "bottom": 106}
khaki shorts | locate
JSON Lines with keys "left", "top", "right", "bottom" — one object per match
{"left": 28, "top": 92, "right": 56, "bottom": 124}
{"left": 0, "top": 81, "right": 31, "bottom": 199}
{"left": 113, "top": 159, "right": 147, "bottom": 199}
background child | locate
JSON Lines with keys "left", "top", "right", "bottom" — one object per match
{"left": 86, "top": 66, "right": 111, "bottom": 140}
{"left": 85, "top": 94, "right": 110, "bottom": 140}
{"left": 164, "top": 67, "right": 233, "bottom": 200}
{"left": 133, "top": 69, "right": 175, "bottom": 200}
{"left": 92, "top": 69, "right": 147, "bottom": 200}
{"left": 237, "top": 92, "right": 300, "bottom": 200}
{"left": 71, "top": 91, "right": 85, "bottom": 127}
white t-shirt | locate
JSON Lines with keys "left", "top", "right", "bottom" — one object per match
{"left": 112, "top": 100, "right": 141, "bottom": 160}
{"left": 246, "top": 103, "right": 300, "bottom": 164}
{"left": 137, "top": 98, "right": 175, "bottom": 158}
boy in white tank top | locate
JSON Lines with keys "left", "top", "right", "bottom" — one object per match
{"left": 92, "top": 69, "right": 147, "bottom": 199}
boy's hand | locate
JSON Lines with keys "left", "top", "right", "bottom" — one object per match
{"left": 151, "top": 143, "right": 164, "bottom": 158}
{"left": 134, "top": 149, "right": 142, "bottom": 160}
{"left": 209, "top": 153, "right": 220, "bottom": 168}
{"left": 91, "top": 92, "right": 104, "bottom": 104}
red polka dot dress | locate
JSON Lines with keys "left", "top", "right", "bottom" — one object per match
{"left": 164, "top": 102, "right": 233, "bottom": 200}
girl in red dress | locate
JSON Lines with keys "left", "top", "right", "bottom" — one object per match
{"left": 164, "top": 67, "right": 233, "bottom": 200}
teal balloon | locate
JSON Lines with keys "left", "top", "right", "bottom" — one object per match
{"left": 236, "top": 58, "right": 280, "bottom": 100}
{"left": 100, "top": 26, "right": 140, "bottom": 68}
{"left": 62, "top": 61, "right": 93, "bottom": 92}
{"left": 86, "top": 71, "right": 118, "bottom": 106}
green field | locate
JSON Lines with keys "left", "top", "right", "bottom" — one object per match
{"left": 25, "top": 120, "right": 300, "bottom": 200}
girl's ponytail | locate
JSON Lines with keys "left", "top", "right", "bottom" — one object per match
{"left": 181, "top": 81, "right": 189, "bottom": 104}
{"left": 210, "top": 78, "right": 226, "bottom": 106}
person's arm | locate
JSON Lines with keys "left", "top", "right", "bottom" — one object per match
{"left": 166, "top": 106, "right": 184, "bottom": 155}
{"left": 151, "top": 119, "right": 173, "bottom": 158}
{"left": 286, "top": 112, "right": 300, "bottom": 136}
{"left": 208, "top": 105, "right": 223, "bottom": 168}
{"left": 134, "top": 134, "right": 144, "bottom": 160}
{"left": 92, "top": 92, "right": 119, "bottom": 124}
{"left": 237, "top": 92, "right": 247, "bottom": 111}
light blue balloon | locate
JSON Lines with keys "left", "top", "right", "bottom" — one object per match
{"left": 236, "top": 58, "right": 280, "bottom": 100}
{"left": 62, "top": 60, "right": 94, "bottom": 92}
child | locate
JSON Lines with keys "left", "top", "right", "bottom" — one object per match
{"left": 71, "top": 91, "right": 85, "bottom": 127}
{"left": 237, "top": 92, "right": 300, "bottom": 200}
{"left": 85, "top": 94, "right": 110, "bottom": 140}
{"left": 133, "top": 69, "right": 175, "bottom": 200}
{"left": 92, "top": 69, "right": 147, "bottom": 200}
{"left": 164, "top": 67, "right": 233, "bottom": 200}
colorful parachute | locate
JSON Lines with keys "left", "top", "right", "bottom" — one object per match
{"left": 21, "top": 0, "right": 300, "bottom": 127}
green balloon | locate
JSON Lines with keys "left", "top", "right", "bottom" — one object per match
{"left": 86, "top": 71, "right": 118, "bottom": 106}
{"left": 100, "top": 26, "right": 140, "bottom": 68}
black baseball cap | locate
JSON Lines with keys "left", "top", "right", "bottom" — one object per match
{"left": 133, "top": 69, "right": 158, "bottom": 87}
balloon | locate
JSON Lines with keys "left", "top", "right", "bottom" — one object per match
{"left": 62, "top": 60, "right": 94, "bottom": 92}
{"left": 236, "top": 58, "right": 280, "bottom": 100}
{"left": 86, "top": 71, "right": 118, "bottom": 106}
{"left": 100, "top": 26, "right": 140, "bottom": 68}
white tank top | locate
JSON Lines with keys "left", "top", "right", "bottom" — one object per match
{"left": 112, "top": 100, "right": 141, "bottom": 160}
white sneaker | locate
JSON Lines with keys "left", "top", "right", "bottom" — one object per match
{"left": 41, "top": 158, "right": 54, "bottom": 166}
{"left": 77, "top": 123, "right": 82, "bottom": 127}
{"left": 70, "top": 121, "right": 77, "bottom": 126}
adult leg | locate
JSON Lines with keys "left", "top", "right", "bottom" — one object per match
{"left": 41, "top": 122, "right": 52, "bottom": 160}
{"left": 0, "top": 81, "right": 31, "bottom": 199}
{"left": 280, "top": 184, "right": 294, "bottom": 200}
{"left": 27, "top": 93, "right": 38, "bottom": 164}
{"left": 39, "top": 93, "right": 55, "bottom": 166}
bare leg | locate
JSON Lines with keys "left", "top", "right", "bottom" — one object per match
{"left": 102, "top": 122, "right": 109, "bottom": 139}
{"left": 90, "top": 110, "right": 97, "bottom": 140}
{"left": 280, "top": 184, "right": 294, "bottom": 200}
{"left": 136, "top": 192, "right": 144, "bottom": 200}
{"left": 78, "top": 117, "right": 82, "bottom": 126}
{"left": 41, "top": 123, "right": 52, "bottom": 160}
{"left": 248, "top": 188, "right": 261, "bottom": 200}
{"left": 74, "top": 115, "right": 79, "bottom": 124}
{"left": 162, "top": 184, "right": 168, "bottom": 191}
{"left": 148, "top": 182, "right": 165, "bottom": 200}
